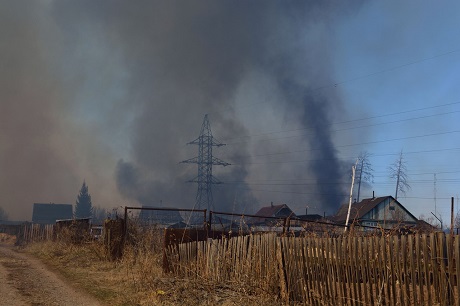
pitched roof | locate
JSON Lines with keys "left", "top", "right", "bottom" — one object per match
{"left": 32, "top": 203, "right": 73, "bottom": 224}
{"left": 254, "top": 204, "right": 295, "bottom": 218}
{"left": 332, "top": 196, "right": 392, "bottom": 223}
{"left": 332, "top": 196, "right": 420, "bottom": 225}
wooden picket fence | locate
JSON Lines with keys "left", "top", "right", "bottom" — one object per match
{"left": 21, "top": 223, "right": 54, "bottom": 243}
{"left": 165, "top": 234, "right": 280, "bottom": 293}
{"left": 165, "top": 233, "right": 459, "bottom": 305}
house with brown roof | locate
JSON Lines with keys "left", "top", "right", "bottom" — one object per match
{"left": 250, "top": 203, "right": 296, "bottom": 227}
{"left": 331, "top": 196, "right": 418, "bottom": 230}
{"left": 255, "top": 203, "right": 296, "bottom": 218}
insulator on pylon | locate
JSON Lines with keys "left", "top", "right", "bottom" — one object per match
{"left": 180, "top": 114, "right": 230, "bottom": 212}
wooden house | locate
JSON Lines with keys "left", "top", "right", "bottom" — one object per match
{"left": 331, "top": 196, "right": 418, "bottom": 230}
{"left": 249, "top": 203, "right": 296, "bottom": 230}
{"left": 32, "top": 203, "right": 73, "bottom": 224}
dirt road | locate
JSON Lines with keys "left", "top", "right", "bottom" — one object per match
{"left": 0, "top": 245, "right": 101, "bottom": 306}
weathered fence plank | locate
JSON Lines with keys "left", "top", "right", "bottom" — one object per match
{"left": 165, "top": 232, "right": 460, "bottom": 305}
{"left": 455, "top": 235, "right": 460, "bottom": 305}
{"left": 421, "top": 234, "right": 430, "bottom": 305}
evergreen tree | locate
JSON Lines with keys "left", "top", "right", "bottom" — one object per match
{"left": 75, "top": 181, "right": 92, "bottom": 218}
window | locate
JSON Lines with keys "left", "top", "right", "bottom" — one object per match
{"left": 389, "top": 206, "right": 395, "bottom": 211}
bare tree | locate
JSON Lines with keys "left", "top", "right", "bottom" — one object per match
{"left": 454, "top": 210, "right": 460, "bottom": 232}
{"left": 389, "top": 150, "right": 410, "bottom": 200}
{"left": 355, "top": 151, "right": 374, "bottom": 202}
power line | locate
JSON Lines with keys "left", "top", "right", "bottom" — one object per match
{"left": 226, "top": 144, "right": 460, "bottom": 162}
{"left": 210, "top": 48, "right": 460, "bottom": 118}
{"left": 372, "top": 169, "right": 460, "bottom": 176}
{"left": 233, "top": 109, "right": 460, "bottom": 145}
{"left": 241, "top": 187, "right": 456, "bottom": 201}
{"left": 330, "top": 49, "right": 460, "bottom": 88}
{"left": 223, "top": 179, "right": 460, "bottom": 188}
{"left": 228, "top": 132, "right": 460, "bottom": 165}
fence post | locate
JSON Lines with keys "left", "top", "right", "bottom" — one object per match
{"left": 204, "top": 209, "right": 208, "bottom": 231}
{"left": 276, "top": 237, "right": 288, "bottom": 304}
{"left": 123, "top": 206, "right": 128, "bottom": 244}
{"left": 208, "top": 210, "right": 212, "bottom": 237}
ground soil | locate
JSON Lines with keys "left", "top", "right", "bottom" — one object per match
{"left": 0, "top": 234, "right": 281, "bottom": 306}
{"left": 0, "top": 244, "right": 101, "bottom": 306}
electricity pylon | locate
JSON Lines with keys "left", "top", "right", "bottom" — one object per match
{"left": 181, "top": 114, "right": 230, "bottom": 211}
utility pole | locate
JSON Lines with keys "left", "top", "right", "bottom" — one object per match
{"left": 344, "top": 161, "right": 358, "bottom": 232}
{"left": 434, "top": 173, "right": 437, "bottom": 215}
{"left": 451, "top": 197, "right": 454, "bottom": 235}
{"left": 181, "top": 114, "right": 230, "bottom": 212}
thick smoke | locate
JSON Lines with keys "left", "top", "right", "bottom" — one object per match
{"left": 0, "top": 3, "right": 80, "bottom": 221}
{"left": 1, "top": 1, "right": 362, "bottom": 220}
{"left": 97, "top": 1, "right": 355, "bottom": 214}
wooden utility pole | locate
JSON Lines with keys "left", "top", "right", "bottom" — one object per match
{"left": 344, "top": 161, "right": 357, "bottom": 232}
{"left": 451, "top": 197, "right": 454, "bottom": 235}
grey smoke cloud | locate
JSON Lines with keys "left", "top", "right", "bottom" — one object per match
{"left": 1, "top": 1, "right": 362, "bottom": 220}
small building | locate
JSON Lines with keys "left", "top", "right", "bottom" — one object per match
{"left": 331, "top": 196, "right": 418, "bottom": 230}
{"left": 254, "top": 203, "right": 296, "bottom": 219}
{"left": 32, "top": 203, "right": 73, "bottom": 224}
{"left": 210, "top": 215, "right": 250, "bottom": 232}
{"left": 55, "top": 218, "right": 91, "bottom": 241}
{"left": 250, "top": 203, "right": 296, "bottom": 229}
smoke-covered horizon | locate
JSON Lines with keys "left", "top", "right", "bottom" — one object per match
{"left": 1, "top": 1, "right": 363, "bottom": 221}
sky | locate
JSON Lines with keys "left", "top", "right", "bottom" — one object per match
{"left": 1, "top": 1, "right": 459, "bottom": 227}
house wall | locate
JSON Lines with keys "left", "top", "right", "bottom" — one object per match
{"left": 276, "top": 207, "right": 294, "bottom": 218}
{"left": 362, "top": 197, "right": 417, "bottom": 227}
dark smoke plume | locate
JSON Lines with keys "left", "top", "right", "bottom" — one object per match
{"left": 1, "top": 1, "right": 362, "bottom": 220}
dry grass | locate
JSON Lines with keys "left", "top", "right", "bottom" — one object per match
{"left": 23, "top": 227, "right": 281, "bottom": 306}
{"left": 0, "top": 233, "right": 17, "bottom": 245}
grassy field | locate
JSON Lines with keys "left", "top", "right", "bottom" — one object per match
{"left": 23, "top": 236, "right": 281, "bottom": 306}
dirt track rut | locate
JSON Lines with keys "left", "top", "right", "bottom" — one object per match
{"left": 0, "top": 245, "right": 101, "bottom": 306}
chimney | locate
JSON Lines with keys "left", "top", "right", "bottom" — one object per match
{"left": 271, "top": 201, "right": 273, "bottom": 208}
{"left": 372, "top": 191, "right": 375, "bottom": 199}
{"left": 305, "top": 207, "right": 308, "bottom": 215}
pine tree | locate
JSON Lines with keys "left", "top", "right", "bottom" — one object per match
{"left": 75, "top": 181, "right": 92, "bottom": 219}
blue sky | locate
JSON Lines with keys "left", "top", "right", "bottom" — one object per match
{"left": 331, "top": 2, "right": 460, "bottom": 225}
{"left": 216, "top": 2, "right": 460, "bottom": 225}
{"left": 1, "top": 1, "right": 460, "bottom": 226}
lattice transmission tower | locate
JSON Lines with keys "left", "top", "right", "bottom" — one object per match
{"left": 181, "top": 114, "right": 230, "bottom": 211}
